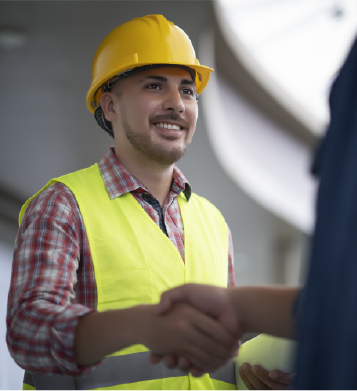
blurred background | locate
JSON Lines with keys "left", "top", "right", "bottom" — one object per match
{"left": 1, "top": 0, "right": 356, "bottom": 388}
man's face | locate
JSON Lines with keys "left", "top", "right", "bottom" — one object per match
{"left": 111, "top": 67, "right": 198, "bottom": 166}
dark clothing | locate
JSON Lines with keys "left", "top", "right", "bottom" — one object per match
{"left": 295, "top": 37, "right": 357, "bottom": 389}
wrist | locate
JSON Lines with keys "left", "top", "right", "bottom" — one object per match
{"left": 123, "top": 304, "right": 154, "bottom": 347}
{"left": 74, "top": 304, "right": 157, "bottom": 366}
{"left": 228, "top": 287, "right": 248, "bottom": 335}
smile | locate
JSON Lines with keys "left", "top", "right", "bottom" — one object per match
{"left": 155, "top": 122, "right": 181, "bottom": 130}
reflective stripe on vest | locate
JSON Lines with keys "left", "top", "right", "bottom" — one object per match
{"left": 20, "top": 164, "right": 232, "bottom": 390}
{"left": 25, "top": 354, "right": 235, "bottom": 389}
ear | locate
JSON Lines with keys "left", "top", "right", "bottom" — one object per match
{"left": 100, "top": 92, "right": 118, "bottom": 122}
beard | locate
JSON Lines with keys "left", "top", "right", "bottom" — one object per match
{"left": 123, "top": 117, "right": 191, "bottom": 166}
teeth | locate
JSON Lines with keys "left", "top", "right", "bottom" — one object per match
{"left": 156, "top": 123, "right": 180, "bottom": 130}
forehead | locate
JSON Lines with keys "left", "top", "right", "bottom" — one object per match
{"left": 132, "top": 66, "right": 195, "bottom": 84}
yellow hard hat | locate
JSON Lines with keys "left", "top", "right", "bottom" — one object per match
{"left": 86, "top": 14, "right": 214, "bottom": 114}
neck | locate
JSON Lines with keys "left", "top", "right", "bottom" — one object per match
{"left": 114, "top": 144, "right": 174, "bottom": 207}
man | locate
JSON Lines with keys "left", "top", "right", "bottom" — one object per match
{"left": 7, "top": 15, "right": 238, "bottom": 390}
{"left": 7, "top": 14, "right": 295, "bottom": 390}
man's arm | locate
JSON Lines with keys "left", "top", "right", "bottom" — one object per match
{"left": 6, "top": 184, "right": 97, "bottom": 376}
{"left": 74, "top": 302, "right": 239, "bottom": 372}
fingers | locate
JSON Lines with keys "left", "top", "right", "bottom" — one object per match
{"left": 169, "top": 304, "right": 236, "bottom": 372}
{"left": 158, "top": 284, "right": 241, "bottom": 340}
{"left": 251, "top": 365, "right": 293, "bottom": 389}
{"left": 269, "top": 370, "right": 295, "bottom": 388}
{"left": 238, "top": 364, "right": 256, "bottom": 390}
{"left": 149, "top": 353, "right": 162, "bottom": 364}
{"left": 177, "top": 326, "right": 226, "bottom": 371}
{"left": 190, "top": 367, "right": 205, "bottom": 378}
{"left": 178, "top": 356, "right": 190, "bottom": 371}
{"left": 157, "top": 285, "right": 191, "bottom": 315}
{"left": 163, "top": 355, "right": 177, "bottom": 369}
{"left": 151, "top": 354, "right": 189, "bottom": 371}
{"left": 153, "top": 355, "right": 205, "bottom": 378}
{"left": 193, "top": 309, "right": 239, "bottom": 351}
{"left": 158, "top": 283, "right": 223, "bottom": 317}
{"left": 239, "top": 363, "right": 271, "bottom": 390}
{"left": 148, "top": 301, "right": 238, "bottom": 374}
{"left": 185, "top": 310, "right": 238, "bottom": 371}
{"left": 238, "top": 363, "right": 293, "bottom": 390}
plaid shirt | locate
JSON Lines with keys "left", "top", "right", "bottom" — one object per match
{"left": 6, "top": 147, "right": 235, "bottom": 376}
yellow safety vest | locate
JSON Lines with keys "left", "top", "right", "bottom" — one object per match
{"left": 21, "top": 164, "right": 236, "bottom": 390}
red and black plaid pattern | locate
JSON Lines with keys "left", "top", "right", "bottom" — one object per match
{"left": 6, "top": 147, "right": 235, "bottom": 376}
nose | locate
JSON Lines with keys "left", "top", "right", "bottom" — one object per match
{"left": 162, "top": 88, "right": 185, "bottom": 113}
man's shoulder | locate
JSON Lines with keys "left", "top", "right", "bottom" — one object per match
{"left": 19, "top": 181, "right": 80, "bottom": 229}
{"left": 34, "top": 181, "right": 75, "bottom": 201}
{"left": 57, "top": 164, "right": 100, "bottom": 182}
{"left": 19, "top": 166, "right": 99, "bottom": 225}
{"left": 29, "top": 164, "right": 99, "bottom": 206}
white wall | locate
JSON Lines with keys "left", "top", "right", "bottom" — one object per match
{"left": 0, "top": 242, "right": 24, "bottom": 390}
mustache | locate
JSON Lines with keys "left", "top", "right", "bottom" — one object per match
{"left": 150, "top": 114, "right": 189, "bottom": 130}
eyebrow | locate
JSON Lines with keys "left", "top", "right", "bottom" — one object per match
{"left": 139, "top": 75, "right": 195, "bottom": 86}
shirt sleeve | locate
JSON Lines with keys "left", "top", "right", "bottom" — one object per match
{"left": 6, "top": 183, "right": 101, "bottom": 376}
{"left": 227, "top": 224, "right": 236, "bottom": 287}
{"left": 292, "top": 287, "right": 304, "bottom": 336}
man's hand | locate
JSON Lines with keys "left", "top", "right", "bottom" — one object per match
{"left": 238, "top": 363, "right": 295, "bottom": 390}
{"left": 149, "top": 284, "right": 240, "bottom": 375}
{"left": 149, "top": 283, "right": 298, "bottom": 376}
{"left": 139, "top": 302, "right": 239, "bottom": 375}
{"left": 157, "top": 283, "right": 240, "bottom": 335}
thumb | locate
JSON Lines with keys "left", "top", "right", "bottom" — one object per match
{"left": 155, "top": 295, "right": 172, "bottom": 315}
{"left": 156, "top": 285, "right": 190, "bottom": 315}
{"left": 269, "top": 370, "right": 296, "bottom": 385}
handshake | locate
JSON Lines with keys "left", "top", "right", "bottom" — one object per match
{"left": 142, "top": 283, "right": 298, "bottom": 389}
{"left": 75, "top": 283, "right": 298, "bottom": 389}
{"left": 147, "top": 284, "right": 240, "bottom": 378}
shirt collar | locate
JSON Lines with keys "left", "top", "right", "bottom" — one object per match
{"left": 99, "top": 147, "right": 192, "bottom": 201}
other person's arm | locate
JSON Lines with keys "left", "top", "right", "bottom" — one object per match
{"left": 227, "top": 233, "right": 295, "bottom": 390}
{"left": 158, "top": 284, "right": 299, "bottom": 339}
{"left": 152, "top": 283, "right": 300, "bottom": 376}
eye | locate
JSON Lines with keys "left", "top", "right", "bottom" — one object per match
{"left": 146, "top": 83, "right": 161, "bottom": 90}
{"left": 181, "top": 88, "right": 194, "bottom": 96}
